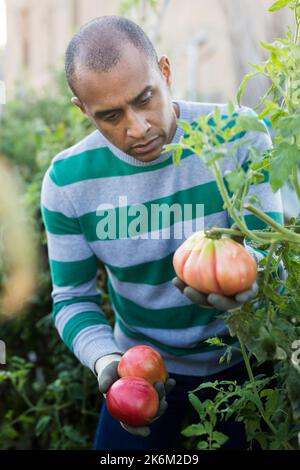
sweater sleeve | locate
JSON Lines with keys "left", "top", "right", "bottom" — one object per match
{"left": 40, "top": 166, "right": 123, "bottom": 374}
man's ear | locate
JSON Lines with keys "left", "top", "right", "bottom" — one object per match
{"left": 71, "top": 96, "right": 86, "bottom": 115}
{"left": 158, "top": 55, "right": 172, "bottom": 88}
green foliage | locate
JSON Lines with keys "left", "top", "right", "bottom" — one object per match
{"left": 237, "top": 2, "right": 300, "bottom": 193}
{"left": 164, "top": 2, "right": 300, "bottom": 451}
{"left": 269, "top": 0, "right": 294, "bottom": 12}
{"left": 0, "top": 70, "right": 110, "bottom": 449}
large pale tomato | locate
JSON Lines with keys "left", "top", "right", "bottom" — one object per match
{"left": 117, "top": 345, "right": 168, "bottom": 385}
{"left": 106, "top": 376, "right": 159, "bottom": 426}
{"left": 173, "top": 231, "right": 257, "bottom": 296}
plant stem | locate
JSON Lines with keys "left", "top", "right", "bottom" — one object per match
{"left": 263, "top": 242, "right": 277, "bottom": 322}
{"left": 212, "top": 162, "right": 269, "bottom": 244}
{"left": 1, "top": 407, "right": 35, "bottom": 429}
{"left": 238, "top": 337, "right": 278, "bottom": 435}
{"left": 205, "top": 228, "right": 245, "bottom": 238}
{"left": 294, "top": 3, "right": 300, "bottom": 44}
{"left": 244, "top": 204, "right": 300, "bottom": 243}
{"left": 263, "top": 242, "right": 277, "bottom": 286}
{"left": 11, "top": 381, "right": 34, "bottom": 409}
{"left": 292, "top": 165, "right": 300, "bottom": 202}
{"left": 238, "top": 337, "right": 293, "bottom": 449}
{"left": 205, "top": 226, "right": 286, "bottom": 243}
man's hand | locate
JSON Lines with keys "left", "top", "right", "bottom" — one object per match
{"left": 96, "top": 354, "right": 176, "bottom": 437}
{"left": 97, "top": 354, "right": 122, "bottom": 394}
{"left": 172, "top": 276, "right": 258, "bottom": 311}
{"left": 120, "top": 378, "right": 176, "bottom": 437}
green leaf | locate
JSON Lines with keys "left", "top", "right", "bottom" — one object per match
{"left": 213, "top": 106, "right": 221, "bottom": 124}
{"left": 287, "top": 367, "right": 300, "bottom": 421}
{"left": 254, "top": 432, "right": 268, "bottom": 449}
{"left": 181, "top": 423, "right": 207, "bottom": 437}
{"left": 228, "top": 100, "right": 235, "bottom": 115}
{"left": 260, "top": 41, "right": 279, "bottom": 53}
{"left": 35, "top": 416, "right": 51, "bottom": 437}
{"left": 2, "top": 425, "right": 19, "bottom": 440}
{"left": 236, "top": 115, "right": 268, "bottom": 134}
{"left": 270, "top": 143, "right": 300, "bottom": 191}
{"left": 246, "top": 195, "right": 263, "bottom": 208}
{"left": 177, "top": 119, "right": 195, "bottom": 134}
{"left": 224, "top": 169, "right": 245, "bottom": 193}
{"left": 277, "top": 115, "right": 300, "bottom": 138}
{"left": 188, "top": 393, "right": 205, "bottom": 417}
{"left": 237, "top": 72, "right": 258, "bottom": 106}
{"left": 269, "top": 0, "right": 292, "bottom": 12}
{"left": 62, "top": 425, "right": 86, "bottom": 444}
{"left": 205, "top": 336, "right": 227, "bottom": 347}
{"left": 265, "top": 389, "right": 280, "bottom": 418}
{"left": 197, "top": 441, "right": 209, "bottom": 450}
{"left": 212, "top": 431, "right": 229, "bottom": 445}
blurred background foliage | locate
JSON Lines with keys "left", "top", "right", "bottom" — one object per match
{"left": 0, "top": 70, "right": 115, "bottom": 449}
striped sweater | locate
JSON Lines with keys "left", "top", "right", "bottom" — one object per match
{"left": 40, "top": 100, "right": 284, "bottom": 377}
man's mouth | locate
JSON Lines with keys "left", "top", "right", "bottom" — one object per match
{"left": 132, "top": 136, "right": 161, "bottom": 154}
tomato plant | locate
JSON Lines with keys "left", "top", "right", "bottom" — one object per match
{"left": 165, "top": 0, "right": 300, "bottom": 450}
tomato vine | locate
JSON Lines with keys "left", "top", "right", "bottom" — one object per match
{"left": 165, "top": 0, "right": 300, "bottom": 450}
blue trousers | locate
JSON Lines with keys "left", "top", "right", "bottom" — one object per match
{"left": 93, "top": 359, "right": 272, "bottom": 451}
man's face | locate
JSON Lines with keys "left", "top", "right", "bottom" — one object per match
{"left": 71, "top": 45, "right": 179, "bottom": 162}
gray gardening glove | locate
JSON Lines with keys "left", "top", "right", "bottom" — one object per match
{"left": 172, "top": 275, "right": 259, "bottom": 311}
{"left": 96, "top": 353, "right": 123, "bottom": 394}
{"left": 96, "top": 354, "right": 176, "bottom": 437}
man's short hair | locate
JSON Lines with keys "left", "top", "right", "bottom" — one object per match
{"left": 65, "top": 15, "right": 159, "bottom": 96}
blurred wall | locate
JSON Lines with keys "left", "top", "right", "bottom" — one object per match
{"left": 4, "top": 0, "right": 293, "bottom": 105}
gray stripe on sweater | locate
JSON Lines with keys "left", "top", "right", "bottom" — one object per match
{"left": 51, "top": 278, "right": 101, "bottom": 303}
{"left": 46, "top": 233, "right": 95, "bottom": 261}
{"left": 52, "top": 130, "right": 105, "bottom": 163}
{"left": 113, "top": 321, "right": 242, "bottom": 377}
{"left": 41, "top": 169, "right": 75, "bottom": 217}
{"left": 54, "top": 154, "right": 213, "bottom": 217}
{"left": 114, "top": 311, "right": 230, "bottom": 349}
{"left": 55, "top": 302, "right": 106, "bottom": 335}
{"left": 107, "top": 271, "right": 193, "bottom": 309}
{"left": 72, "top": 324, "right": 123, "bottom": 373}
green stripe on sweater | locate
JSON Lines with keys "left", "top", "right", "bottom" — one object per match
{"left": 62, "top": 311, "right": 108, "bottom": 352}
{"left": 108, "top": 279, "right": 221, "bottom": 329}
{"left": 53, "top": 294, "right": 103, "bottom": 320}
{"left": 42, "top": 206, "right": 81, "bottom": 235}
{"left": 106, "top": 252, "right": 175, "bottom": 285}
{"left": 50, "top": 147, "right": 192, "bottom": 186}
{"left": 50, "top": 256, "right": 99, "bottom": 287}
{"left": 116, "top": 317, "right": 239, "bottom": 357}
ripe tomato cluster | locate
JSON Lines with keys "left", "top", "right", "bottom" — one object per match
{"left": 106, "top": 345, "right": 168, "bottom": 427}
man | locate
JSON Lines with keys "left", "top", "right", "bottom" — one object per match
{"left": 41, "top": 16, "right": 283, "bottom": 450}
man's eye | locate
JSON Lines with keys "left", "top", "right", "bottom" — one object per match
{"left": 140, "top": 94, "right": 152, "bottom": 105}
{"left": 105, "top": 114, "right": 119, "bottom": 122}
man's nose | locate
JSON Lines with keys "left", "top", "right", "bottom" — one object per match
{"left": 126, "top": 111, "right": 151, "bottom": 139}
